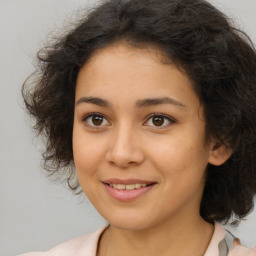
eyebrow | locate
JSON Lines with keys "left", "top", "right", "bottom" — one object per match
{"left": 135, "top": 97, "right": 186, "bottom": 108}
{"left": 76, "top": 97, "right": 112, "bottom": 107}
{"left": 76, "top": 96, "right": 186, "bottom": 109}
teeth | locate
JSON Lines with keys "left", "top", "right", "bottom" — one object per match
{"left": 109, "top": 183, "right": 148, "bottom": 190}
{"left": 116, "top": 184, "right": 125, "bottom": 190}
{"left": 126, "top": 184, "right": 135, "bottom": 190}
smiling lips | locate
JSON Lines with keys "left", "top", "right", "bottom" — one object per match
{"left": 102, "top": 179, "right": 156, "bottom": 201}
{"left": 109, "top": 183, "right": 147, "bottom": 190}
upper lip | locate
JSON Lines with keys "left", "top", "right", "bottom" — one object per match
{"left": 102, "top": 178, "right": 156, "bottom": 185}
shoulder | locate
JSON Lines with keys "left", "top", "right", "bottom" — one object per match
{"left": 205, "top": 223, "right": 256, "bottom": 256}
{"left": 228, "top": 240, "right": 256, "bottom": 256}
{"left": 17, "top": 226, "right": 107, "bottom": 256}
{"left": 221, "top": 225, "right": 256, "bottom": 256}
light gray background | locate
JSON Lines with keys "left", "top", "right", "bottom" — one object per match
{"left": 0, "top": 0, "right": 255, "bottom": 255}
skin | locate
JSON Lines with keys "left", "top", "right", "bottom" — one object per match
{"left": 73, "top": 42, "right": 229, "bottom": 256}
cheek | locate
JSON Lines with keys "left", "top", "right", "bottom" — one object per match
{"left": 72, "top": 135, "right": 104, "bottom": 200}
{"left": 73, "top": 129, "right": 104, "bottom": 176}
{"left": 149, "top": 134, "right": 208, "bottom": 178}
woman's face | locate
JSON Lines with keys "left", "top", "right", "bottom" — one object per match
{"left": 73, "top": 43, "right": 214, "bottom": 230}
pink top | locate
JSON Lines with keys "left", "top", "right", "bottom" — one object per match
{"left": 18, "top": 223, "right": 256, "bottom": 256}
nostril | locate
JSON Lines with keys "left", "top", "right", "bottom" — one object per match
{"left": 105, "top": 143, "right": 145, "bottom": 168}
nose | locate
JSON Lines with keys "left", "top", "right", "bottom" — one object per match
{"left": 105, "top": 124, "right": 145, "bottom": 168}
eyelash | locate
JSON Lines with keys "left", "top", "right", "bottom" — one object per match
{"left": 82, "top": 112, "right": 110, "bottom": 129}
{"left": 144, "top": 113, "right": 175, "bottom": 128}
{"left": 82, "top": 112, "right": 175, "bottom": 129}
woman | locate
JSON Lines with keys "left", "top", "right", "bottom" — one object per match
{"left": 20, "top": 0, "right": 256, "bottom": 255}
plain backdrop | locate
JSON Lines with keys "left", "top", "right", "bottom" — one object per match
{"left": 0, "top": 0, "right": 255, "bottom": 255}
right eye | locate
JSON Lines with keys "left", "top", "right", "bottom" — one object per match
{"left": 82, "top": 113, "right": 110, "bottom": 128}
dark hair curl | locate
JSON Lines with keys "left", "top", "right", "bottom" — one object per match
{"left": 22, "top": 0, "right": 256, "bottom": 225}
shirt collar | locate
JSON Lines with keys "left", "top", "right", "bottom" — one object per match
{"left": 204, "top": 222, "right": 226, "bottom": 256}
{"left": 82, "top": 223, "right": 227, "bottom": 256}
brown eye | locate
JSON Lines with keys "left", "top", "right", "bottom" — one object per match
{"left": 144, "top": 114, "right": 174, "bottom": 128}
{"left": 152, "top": 116, "right": 164, "bottom": 126}
{"left": 92, "top": 115, "right": 104, "bottom": 126}
{"left": 83, "top": 113, "right": 110, "bottom": 128}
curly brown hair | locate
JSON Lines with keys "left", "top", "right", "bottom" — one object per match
{"left": 22, "top": 0, "right": 256, "bottom": 225}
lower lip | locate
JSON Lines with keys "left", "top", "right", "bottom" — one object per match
{"left": 103, "top": 183, "right": 156, "bottom": 202}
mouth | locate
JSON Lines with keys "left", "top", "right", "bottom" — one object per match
{"left": 102, "top": 179, "right": 157, "bottom": 201}
{"left": 105, "top": 183, "right": 153, "bottom": 190}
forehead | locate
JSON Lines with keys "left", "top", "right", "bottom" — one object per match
{"left": 87, "top": 41, "right": 171, "bottom": 65}
{"left": 76, "top": 43, "right": 200, "bottom": 111}
{"left": 80, "top": 43, "right": 172, "bottom": 81}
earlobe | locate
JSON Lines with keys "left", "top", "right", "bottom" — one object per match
{"left": 208, "top": 143, "right": 233, "bottom": 166}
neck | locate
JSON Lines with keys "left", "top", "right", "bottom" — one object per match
{"left": 97, "top": 216, "right": 214, "bottom": 256}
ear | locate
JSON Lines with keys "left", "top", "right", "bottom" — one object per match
{"left": 208, "top": 141, "right": 233, "bottom": 166}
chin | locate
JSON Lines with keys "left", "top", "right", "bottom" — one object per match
{"left": 101, "top": 209, "right": 160, "bottom": 231}
{"left": 110, "top": 219, "right": 153, "bottom": 231}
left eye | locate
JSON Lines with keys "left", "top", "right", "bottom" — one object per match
{"left": 144, "top": 114, "right": 174, "bottom": 128}
{"left": 83, "top": 113, "right": 110, "bottom": 128}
